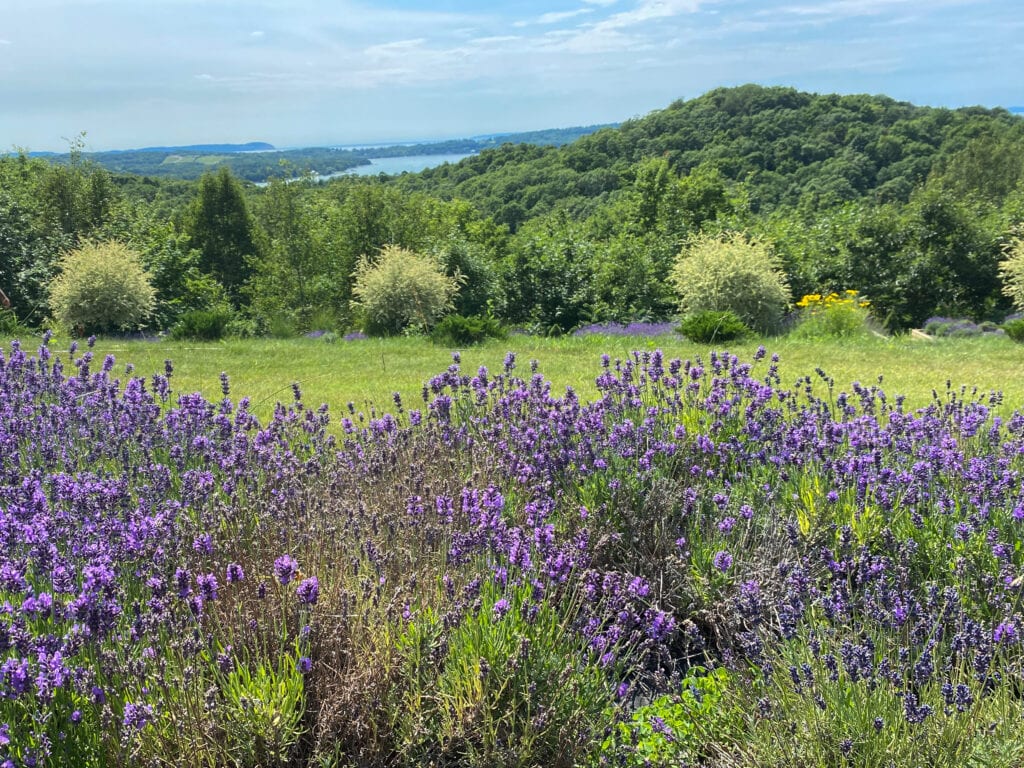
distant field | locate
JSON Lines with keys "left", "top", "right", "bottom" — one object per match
{"left": 161, "top": 154, "right": 229, "bottom": 165}
{"left": 6, "top": 333, "right": 1023, "bottom": 420}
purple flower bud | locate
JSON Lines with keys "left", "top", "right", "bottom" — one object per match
{"left": 274, "top": 555, "right": 299, "bottom": 585}
{"left": 713, "top": 550, "right": 733, "bottom": 572}
{"left": 296, "top": 577, "right": 319, "bottom": 605}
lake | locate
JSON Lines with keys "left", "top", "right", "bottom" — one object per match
{"left": 343, "top": 152, "right": 473, "bottom": 177}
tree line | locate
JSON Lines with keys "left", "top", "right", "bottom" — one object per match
{"left": 2, "top": 84, "right": 1023, "bottom": 338}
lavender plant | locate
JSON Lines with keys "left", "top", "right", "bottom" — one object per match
{"left": 1, "top": 333, "right": 1024, "bottom": 766}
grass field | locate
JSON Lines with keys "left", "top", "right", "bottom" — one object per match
{"left": 5, "top": 332, "right": 1023, "bottom": 419}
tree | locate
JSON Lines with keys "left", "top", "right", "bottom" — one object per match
{"left": 500, "top": 214, "right": 597, "bottom": 333}
{"left": 250, "top": 177, "right": 329, "bottom": 331}
{"left": 186, "top": 167, "right": 259, "bottom": 303}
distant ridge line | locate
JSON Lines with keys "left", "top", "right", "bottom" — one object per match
{"left": 109, "top": 142, "right": 276, "bottom": 154}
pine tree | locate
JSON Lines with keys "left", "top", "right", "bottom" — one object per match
{"left": 186, "top": 167, "right": 259, "bottom": 304}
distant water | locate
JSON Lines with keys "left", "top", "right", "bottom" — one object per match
{"left": 343, "top": 152, "right": 473, "bottom": 178}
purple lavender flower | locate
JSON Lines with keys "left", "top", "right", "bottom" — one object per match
{"left": 122, "top": 702, "right": 154, "bottom": 731}
{"left": 274, "top": 555, "right": 299, "bottom": 585}
{"left": 226, "top": 563, "right": 245, "bottom": 583}
{"left": 197, "top": 573, "right": 219, "bottom": 601}
{"left": 492, "top": 598, "right": 511, "bottom": 619}
{"left": 297, "top": 656, "right": 313, "bottom": 674}
{"left": 994, "top": 621, "right": 1018, "bottom": 644}
{"left": 712, "top": 550, "right": 733, "bottom": 572}
{"left": 649, "top": 715, "right": 675, "bottom": 741}
{"left": 296, "top": 576, "right": 319, "bottom": 605}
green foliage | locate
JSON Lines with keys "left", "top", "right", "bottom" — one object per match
{"left": 400, "top": 85, "right": 1024, "bottom": 226}
{"left": 170, "top": 308, "right": 233, "bottom": 340}
{"left": 670, "top": 231, "right": 791, "bottom": 333}
{"left": 591, "top": 232, "right": 677, "bottom": 322}
{"left": 249, "top": 177, "right": 335, "bottom": 332}
{"left": 185, "top": 167, "right": 259, "bottom": 303}
{"left": 214, "top": 654, "right": 306, "bottom": 767}
{"left": 38, "top": 136, "right": 119, "bottom": 242}
{"left": 731, "top": 632, "right": 1024, "bottom": 768}
{"left": 678, "top": 310, "right": 749, "bottom": 342}
{"left": 999, "top": 235, "right": 1024, "bottom": 311}
{"left": 429, "top": 235, "right": 500, "bottom": 318}
{"left": 393, "top": 579, "right": 616, "bottom": 766}
{"left": 136, "top": 225, "right": 228, "bottom": 330}
{"left": 0, "top": 308, "right": 22, "bottom": 335}
{"left": 500, "top": 215, "right": 597, "bottom": 333}
{"left": 0, "top": 162, "right": 74, "bottom": 324}
{"left": 602, "top": 667, "right": 735, "bottom": 766}
{"left": 352, "top": 245, "right": 462, "bottom": 335}
{"left": 430, "top": 314, "right": 505, "bottom": 346}
{"left": 47, "top": 240, "right": 156, "bottom": 334}
{"left": 1003, "top": 318, "right": 1024, "bottom": 342}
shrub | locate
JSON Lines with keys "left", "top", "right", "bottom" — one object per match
{"left": 922, "top": 317, "right": 997, "bottom": 338}
{"left": 678, "top": 310, "right": 749, "bottom": 343}
{"left": 999, "top": 234, "right": 1024, "bottom": 311}
{"left": 670, "top": 232, "right": 790, "bottom": 334}
{"left": 47, "top": 240, "right": 156, "bottom": 335}
{"left": 352, "top": 245, "right": 462, "bottom": 336}
{"left": 923, "top": 316, "right": 955, "bottom": 336}
{"left": 601, "top": 667, "right": 736, "bottom": 767}
{"left": 430, "top": 314, "right": 505, "bottom": 346}
{"left": 791, "top": 290, "right": 874, "bottom": 339}
{"left": 0, "top": 308, "right": 26, "bottom": 335}
{"left": 170, "top": 308, "right": 233, "bottom": 341}
{"left": 1004, "top": 318, "right": 1024, "bottom": 342}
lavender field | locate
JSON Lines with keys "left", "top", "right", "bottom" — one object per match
{"left": 2, "top": 335, "right": 1024, "bottom": 766}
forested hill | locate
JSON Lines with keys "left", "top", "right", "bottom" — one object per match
{"left": 395, "top": 84, "right": 1024, "bottom": 229}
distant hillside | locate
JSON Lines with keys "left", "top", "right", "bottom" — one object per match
{"left": 109, "top": 142, "right": 276, "bottom": 154}
{"left": 393, "top": 85, "right": 1024, "bottom": 228}
{"left": 36, "top": 125, "right": 612, "bottom": 182}
{"left": 474, "top": 124, "right": 617, "bottom": 148}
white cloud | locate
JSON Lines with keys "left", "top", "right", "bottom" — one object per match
{"left": 250, "top": 30, "right": 265, "bottom": 38}
{"left": 514, "top": 8, "right": 593, "bottom": 28}
{"left": 538, "top": 9, "right": 594, "bottom": 24}
{"left": 775, "top": 0, "right": 978, "bottom": 19}
{"left": 596, "top": 0, "right": 703, "bottom": 30}
{"left": 546, "top": 0, "right": 704, "bottom": 54}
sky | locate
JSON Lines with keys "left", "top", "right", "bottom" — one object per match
{"left": 0, "top": 0, "right": 1021, "bottom": 152}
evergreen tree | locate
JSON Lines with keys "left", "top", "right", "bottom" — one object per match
{"left": 186, "top": 167, "right": 259, "bottom": 303}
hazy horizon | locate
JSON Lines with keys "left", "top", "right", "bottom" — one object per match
{"left": 1, "top": 0, "right": 1021, "bottom": 153}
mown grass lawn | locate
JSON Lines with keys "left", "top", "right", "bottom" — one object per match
{"left": 20, "top": 332, "right": 1022, "bottom": 419}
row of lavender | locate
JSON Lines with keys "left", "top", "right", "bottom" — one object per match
{"left": 1, "top": 336, "right": 1023, "bottom": 765}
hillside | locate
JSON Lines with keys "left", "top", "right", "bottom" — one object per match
{"left": 395, "top": 85, "right": 1024, "bottom": 229}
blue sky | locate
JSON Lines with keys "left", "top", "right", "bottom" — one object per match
{"left": 0, "top": 0, "right": 1021, "bottom": 152}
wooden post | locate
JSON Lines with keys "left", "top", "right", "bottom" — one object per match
{"left": 0, "top": 288, "right": 10, "bottom": 310}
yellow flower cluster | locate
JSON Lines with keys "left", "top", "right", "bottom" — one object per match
{"left": 795, "top": 289, "right": 870, "bottom": 311}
